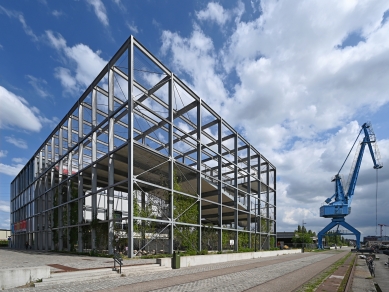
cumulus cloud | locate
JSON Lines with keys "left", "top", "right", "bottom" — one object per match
{"left": 221, "top": 0, "right": 389, "bottom": 142}
{"left": 196, "top": 2, "right": 231, "bottom": 26}
{"left": 0, "top": 163, "right": 24, "bottom": 177}
{"left": 0, "top": 86, "right": 42, "bottom": 132}
{"left": 5, "top": 136, "right": 28, "bottom": 149}
{"left": 161, "top": 0, "right": 389, "bottom": 235}
{"left": 0, "top": 150, "right": 7, "bottom": 158}
{"left": 86, "top": 0, "right": 109, "bottom": 27}
{"left": 46, "top": 30, "right": 107, "bottom": 95}
{"left": 161, "top": 25, "right": 228, "bottom": 114}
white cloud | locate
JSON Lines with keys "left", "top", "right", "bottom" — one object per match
{"left": 0, "top": 163, "right": 24, "bottom": 177}
{"left": 12, "top": 157, "right": 25, "bottom": 164}
{"left": 46, "top": 30, "right": 67, "bottom": 50}
{"left": 54, "top": 67, "right": 77, "bottom": 93}
{"left": 127, "top": 21, "right": 139, "bottom": 34}
{"left": 161, "top": 25, "right": 228, "bottom": 114}
{"left": 86, "top": 0, "right": 109, "bottom": 27}
{"left": 0, "top": 204, "right": 10, "bottom": 213}
{"left": 112, "top": 0, "right": 126, "bottom": 12}
{"left": 5, "top": 136, "right": 28, "bottom": 149}
{"left": 222, "top": 1, "right": 389, "bottom": 140}
{"left": 196, "top": 2, "right": 230, "bottom": 26}
{"left": 26, "top": 75, "right": 50, "bottom": 98}
{"left": 0, "top": 5, "right": 38, "bottom": 42}
{"left": 160, "top": 1, "right": 389, "bottom": 235}
{"left": 0, "top": 86, "right": 42, "bottom": 132}
{"left": 52, "top": 10, "right": 63, "bottom": 17}
{"left": 46, "top": 30, "right": 107, "bottom": 95}
{"left": 0, "top": 150, "right": 7, "bottom": 158}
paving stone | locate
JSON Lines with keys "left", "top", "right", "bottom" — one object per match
{"left": 0, "top": 248, "right": 364, "bottom": 292}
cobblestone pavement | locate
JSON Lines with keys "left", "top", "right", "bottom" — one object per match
{"left": 0, "top": 249, "right": 155, "bottom": 272}
{"left": 2, "top": 249, "right": 350, "bottom": 292}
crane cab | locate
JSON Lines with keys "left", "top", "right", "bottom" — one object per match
{"left": 320, "top": 205, "right": 350, "bottom": 218}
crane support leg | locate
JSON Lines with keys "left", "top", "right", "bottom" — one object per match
{"left": 317, "top": 218, "right": 361, "bottom": 249}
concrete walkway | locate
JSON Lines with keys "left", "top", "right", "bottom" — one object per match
{"left": 99, "top": 250, "right": 350, "bottom": 292}
{"left": 1, "top": 248, "right": 376, "bottom": 292}
{"left": 351, "top": 256, "right": 377, "bottom": 292}
{"left": 0, "top": 249, "right": 155, "bottom": 272}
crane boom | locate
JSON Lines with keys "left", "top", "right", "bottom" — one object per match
{"left": 318, "top": 122, "right": 383, "bottom": 249}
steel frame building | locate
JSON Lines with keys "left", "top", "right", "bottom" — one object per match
{"left": 10, "top": 36, "right": 276, "bottom": 257}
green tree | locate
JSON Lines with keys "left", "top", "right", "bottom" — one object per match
{"left": 292, "top": 225, "right": 313, "bottom": 245}
{"left": 172, "top": 172, "right": 199, "bottom": 252}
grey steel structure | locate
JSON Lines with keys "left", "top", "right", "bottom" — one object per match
{"left": 10, "top": 36, "right": 276, "bottom": 256}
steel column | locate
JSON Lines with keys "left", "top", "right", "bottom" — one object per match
{"left": 266, "top": 162, "right": 270, "bottom": 249}
{"left": 58, "top": 127, "right": 63, "bottom": 251}
{"left": 197, "top": 99, "right": 202, "bottom": 250}
{"left": 78, "top": 102, "right": 84, "bottom": 252}
{"left": 258, "top": 155, "right": 261, "bottom": 251}
{"left": 234, "top": 133, "right": 238, "bottom": 251}
{"left": 169, "top": 73, "right": 174, "bottom": 254}
{"left": 67, "top": 116, "right": 72, "bottom": 251}
{"left": 91, "top": 89, "right": 97, "bottom": 250}
{"left": 247, "top": 146, "right": 251, "bottom": 248}
{"left": 127, "top": 37, "right": 135, "bottom": 258}
{"left": 108, "top": 67, "right": 115, "bottom": 254}
{"left": 218, "top": 119, "right": 222, "bottom": 251}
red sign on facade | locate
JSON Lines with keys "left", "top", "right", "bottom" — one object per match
{"left": 14, "top": 220, "right": 27, "bottom": 232}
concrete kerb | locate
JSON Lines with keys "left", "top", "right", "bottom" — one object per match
{"left": 157, "top": 249, "right": 302, "bottom": 268}
{"left": 0, "top": 266, "right": 50, "bottom": 290}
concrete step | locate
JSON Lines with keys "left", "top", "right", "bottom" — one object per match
{"left": 35, "top": 264, "right": 170, "bottom": 287}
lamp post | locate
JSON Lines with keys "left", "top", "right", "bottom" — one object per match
{"left": 254, "top": 201, "right": 258, "bottom": 252}
{"left": 302, "top": 220, "right": 307, "bottom": 252}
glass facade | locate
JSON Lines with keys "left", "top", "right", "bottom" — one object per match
{"left": 10, "top": 36, "right": 276, "bottom": 256}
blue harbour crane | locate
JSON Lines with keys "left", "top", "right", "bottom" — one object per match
{"left": 317, "top": 122, "right": 383, "bottom": 249}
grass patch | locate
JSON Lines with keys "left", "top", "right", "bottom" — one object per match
{"left": 297, "top": 252, "right": 352, "bottom": 292}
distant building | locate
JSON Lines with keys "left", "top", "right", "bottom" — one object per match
{"left": 277, "top": 232, "right": 295, "bottom": 246}
{"left": 0, "top": 229, "right": 12, "bottom": 240}
{"left": 363, "top": 235, "right": 379, "bottom": 242}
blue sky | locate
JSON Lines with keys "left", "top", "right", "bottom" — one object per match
{"left": 1, "top": 0, "right": 389, "bottom": 238}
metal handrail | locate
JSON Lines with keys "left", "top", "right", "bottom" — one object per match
{"left": 112, "top": 251, "right": 122, "bottom": 274}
